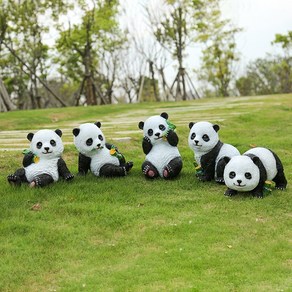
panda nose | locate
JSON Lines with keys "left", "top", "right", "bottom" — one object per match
{"left": 155, "top": 132, "right": 160, "bottom": 137}
{"left": 194, "top": 140, "right": 199, "bottom": 145}
{"left": 97, "top": 143, "right": 101, "bottom": 148}
{"left": 44, "top": 147, "right": 50, "bottom": 152}
{"left": 237, "top": 179, "right": 242, "bottom": 185}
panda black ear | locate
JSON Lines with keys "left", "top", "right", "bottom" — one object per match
{"left": 189, "top": 122, "right": 194, "bottom": 129}
{"left": 160, "top": 112, "right": 168, "bottom": 119}
{"left": 27, "top": 133, "right": 34, "bottom": 141}
{"left": 223, "top": 156, "right": 231, "bottom": 164}
{"left": 95, "top": 121, "right": 101, "bottom": 128}
{"left": 73, "top": 128, "right": 80, "bottom": 137}
{"left": 55, "top": 129, "right": 62, "bottom": 137}
{"left": 252, "top": 156, "right": 260, "bottom": 166}
{"left": 213, "top": 124, "right": 220, "bottom": 132}
{"left": 138, "top": 121, "right": 144, "bottom": 130}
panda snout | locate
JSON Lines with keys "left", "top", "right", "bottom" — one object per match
{"left": 43, "top": 146, "right": 52, "bottom": 154}
{"left": 194, "top": 140, "right": 199, "bottom": 146}
{"left": 155, "top": 132, "right": 161, "bottom": 138}
{"left": 97, "top": 143, "right": 101, "bottom": 148}
{"left": 237, "top": 179, "right": 242, "bottom": 185}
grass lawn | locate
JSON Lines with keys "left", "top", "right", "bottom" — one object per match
{"left": 0, "top": 94, "right": 291, "bottom": 291}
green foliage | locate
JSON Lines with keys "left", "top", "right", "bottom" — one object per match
{"left": 0, "top": 94, "right": 291, "bottom": 290}
{"left": 236, "top": 54, "right": 292, "bottom": 96}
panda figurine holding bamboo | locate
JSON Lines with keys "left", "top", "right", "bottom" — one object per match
{"left": 188, "top": 121, "right": 240, "bottom": 183}
{"left": 223, "top": 147, "right": 287, "bottom": 198}
{"left": 7, "top": 129, "right": 74, "bottom": 187}
{"left": 73, "top": 122, "right": 133, "bottom": 177}
{"left": 138, "top": 112, "right": 183, "bottom": 179}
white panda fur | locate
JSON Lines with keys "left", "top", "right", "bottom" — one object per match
{"left": 25, "top": 129, "right": 64, "bottom": 182}
{"left": 188, "top": 121, "right": 240, "bottom": 182}
{"left": 7, "top": 129, "right": 73, "bottom": 187}
{"left": 138, "top": 112, "right": 182, "bottom": 179}
{"left": 224, "top": 147, "right": 287, "bottom": 197}
{"left": 73, "top": 122, "right": 133, "bottom": 177}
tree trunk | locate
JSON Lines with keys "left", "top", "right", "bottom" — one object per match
{"left": 0, "top": 78, "right": 16, "bottom": 112}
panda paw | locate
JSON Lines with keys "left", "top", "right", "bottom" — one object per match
{"left": 224, "top": 189, "right": 237, "bottom": 197}
{"left": 65, "top": 174, "right": 74, "bottom": 181}
{"left": 142, "top": 165, "right": 157, "bottom": 178}
{"left": 275, "top": 184, "right": 286, "bottom": 190}
{"left": 215, "top": 177, "right": 225, "bottom": 184}
{"left": 7, "top": 174, "right": 21, "bottom": 186}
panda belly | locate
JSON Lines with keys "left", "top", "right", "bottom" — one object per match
{"left": 146, "top": 143, "right": 180, "bottom": 176}
{"left": 90, "top": 148, "right": 120, "bottom": 176}
{"left": 25, "top": 158, "right": 59, "bottom": 182}
{"left": 244, "top": 147, "right": 277, "bottom": 180}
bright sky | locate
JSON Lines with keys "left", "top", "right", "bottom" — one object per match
{"left": 222, "top": 0, "right": 292, "bottom": 64}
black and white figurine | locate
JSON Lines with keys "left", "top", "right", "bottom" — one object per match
{"left": 188, "top": 121, "right": 240, "bottom": 183}
{"left": 7, "top": 129, "right": 74, "bottom": 187}
{"left": 73, "top": 122, "right": 133, "bottom": 177}
{"left": 138, "top": 112, "right": 183, "bottom": 179}
{"left": 223, "top": 147, "right": 287, "bottom": 198}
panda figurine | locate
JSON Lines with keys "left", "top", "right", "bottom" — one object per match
{"left": 73, "top": 122, "right": 133, "bottom": 177}
{"left": 223, "top": 147, "right": 287, "bottom": 198}
{"left": 188, "top": 121, "right": 240, "bottom": 183}
{"left": 138, "top": 112, "right": 183, "bottom": 179}
{"left": 7, "top": 129, "right": 74, "bottom": 187}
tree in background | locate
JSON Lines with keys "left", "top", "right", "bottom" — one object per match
{"left": 197, "top": 6, "right": 242, "bottom": 97}
{"left": 145, "top": 0, "right": 221, "bottom": 100}
{"left": 55, "top": 0, "right": 125, "bottom": 106}
{"left": 0, "top": 0, "right": 68, "bottom": 109}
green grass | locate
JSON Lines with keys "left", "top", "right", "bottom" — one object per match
{"left": 0, "top": 94, "right": 291, "bottom": 291}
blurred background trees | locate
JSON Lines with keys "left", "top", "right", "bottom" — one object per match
{"left": 0, "top": 0, "right": 291, "bottom": 111}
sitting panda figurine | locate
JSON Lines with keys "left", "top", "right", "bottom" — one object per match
{"left": 188, "top": 121, "right": 240, "bottom": 183}
{"left": 223, "top": 147, "right": 287, "bottom": 198}
{"left": 73, "top": 122, "right": 133, "bottom": 177}
{"left": 7, "top": 129, "right": 74, "bottom": 187}
{"left": 138, "top": 112, "right": 183, "bottom": 179}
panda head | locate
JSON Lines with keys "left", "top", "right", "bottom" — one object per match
{"left": 138, "top": 112, "right": 169, "bottom": 145}
{"left": 188, "top": 121, "right": 220, "bottom": 153}
{"left": 223, "top": 155, "right": 260, "bottom": 192}
{"left": 73, "top": 122, "right": 105, "bottom": 156}
{"left": 27, "top": 129, "right": 64, "bottom": 159}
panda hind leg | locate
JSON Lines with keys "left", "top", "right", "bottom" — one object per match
{"left": 7, "top": 168, "right": 28, "bottom": 186}
{"left": 142, "top": 161, "right": 159, "bottom": 179}
{"left": 30, "top": 174, "right": 54, "bottom": 188}
{"left": 273, "top": 171, "right": 287, "bottom": 190}
{"left": 163, "top": 157, "right": 183, "bottom": 179}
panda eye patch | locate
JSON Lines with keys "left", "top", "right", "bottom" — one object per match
{"left": 148, "top": 129, "right": 153, "bottom": 136}
{"left": 86, "top": 138, "right": 93, "bottom": 146}
{"left": 36, "top": 142, "right": 42, "bottom": 149}
{"left": 159, "top": 124, "right": 166, "bottom": 131}
{"left": 202, "top": 134, "right": 210, "bottom": 142}
{"left": 191, "top": 133, "right": 196, "bottom": 140}
{"left": 50, "top": 140, "right": 56, "bottom": 146}
{"left": 98, "top": 135, "right": 104, "bottom": 141}
{"left": 245, "top": 172, "right": 252, "bottom": 179}
{"left": 229, "top": 171, "right": 236, "bottom": 179}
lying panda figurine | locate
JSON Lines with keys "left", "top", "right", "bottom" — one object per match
{"left": 224, "top": 147, "right": 287, "bottom": 198}
{"left": 188, "top": 121, "right": 240, "bottom": 183}
{"left": 7, "top": 129, "right": 74, "bottom": 187}
{"left": 138, "top": 112, "right": 183, "bottom": 179}
{"left": 73, "top": 122, "right": 133, "bottom": 177}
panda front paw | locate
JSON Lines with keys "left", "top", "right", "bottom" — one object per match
{"left": 275, "top": 184, "right": 286, "bottom": 190}
{"left": 65, "top": 174, "right": 74, "bottom": 181}
{"left": 224, "top": 188, "right": 237, "bottom": 197}
{"left": 215, "top": 177, "right": 225, "bottom": 184}
{"left": 253, "top": 192, "right": 263, "bottom": 199}
{"left": 7, "top": 174, "right": 21, "bottom": 186}
{"left": 125, "top": 161, "right": 133, "bottom": 172}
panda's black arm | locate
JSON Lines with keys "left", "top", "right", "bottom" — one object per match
{"left": 166, "top": 130, "right": 179, "bottom": 146}
{"left": 78, "top": 153, "right": 91, "bottom": 175}
{"left": 105, "top": 143, "right": 114, "bottom": 150}
{"left": 22, "top": 152, "right": 35, "bottom": 167}
{"left": 57, "top": 158, "right": 74, "bottom": 181}
{"left": 142, "top": 137, "right": 152, "bottom": 154}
